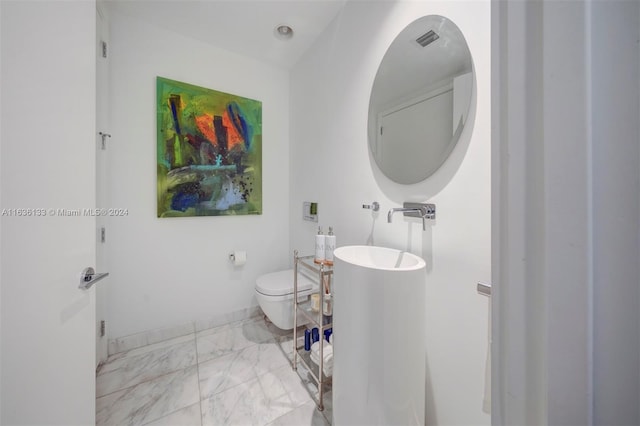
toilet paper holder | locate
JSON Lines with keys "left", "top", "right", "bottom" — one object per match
{"left": 229, "top": 251, "right": 247, "bottom": 266}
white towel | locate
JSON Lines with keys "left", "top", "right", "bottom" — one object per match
{"left": 309, "top": 340, "right": 333, "bottom": 376}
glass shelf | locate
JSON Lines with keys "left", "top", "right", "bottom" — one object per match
{"left": 297, "top": 298, "right": 332, "bottom": 330}
{"left": 295, "top": 342, "right": 333, "bottom": 384}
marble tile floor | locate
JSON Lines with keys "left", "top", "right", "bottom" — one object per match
{"left": 96, "top": 316, "right": 332, "bottom": 426}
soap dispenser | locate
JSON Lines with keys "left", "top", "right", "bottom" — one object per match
{"left": 314, "top": 226, "right": 325, "bottom": 264}
{"left": 325, "top": 226, "right": 336, "bottom": 266}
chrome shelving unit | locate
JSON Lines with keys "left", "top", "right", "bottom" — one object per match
{"left": 292, "top": 250, "right": 333, "bottom": 411}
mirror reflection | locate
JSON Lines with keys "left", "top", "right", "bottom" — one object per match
{"left": 368, "top": 15, "right": 474, "bottom": 184}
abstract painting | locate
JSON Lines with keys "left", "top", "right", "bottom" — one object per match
{"left": 157, "top": 77, "right": 262, "bottom": 217}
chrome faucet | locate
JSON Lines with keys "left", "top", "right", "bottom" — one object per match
{"left": 387, "top": 202, "right": 436, "bottom": 230}
{"left": 387, "top": 207, "right": 428, "bottom": 222}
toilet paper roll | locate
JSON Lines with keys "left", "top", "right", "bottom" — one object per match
{"left": 311, "top": 293, "right": 320, "bottom": 312}
{"left": 230, "top": 251, "right": 247, "bottom": 266}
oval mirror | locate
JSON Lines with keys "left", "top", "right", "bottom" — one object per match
{"left": 368, "top": 15, "right": 474, "bottom": 184}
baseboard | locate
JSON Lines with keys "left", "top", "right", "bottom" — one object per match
{"left": 108, "top": 305, "right": 262, "bottom": 355}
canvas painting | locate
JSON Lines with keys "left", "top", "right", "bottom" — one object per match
{"left": 157, "top": 77, "right": 262, "bottom": 217}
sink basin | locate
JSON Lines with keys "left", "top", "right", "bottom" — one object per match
{"left": 333, "top": 245, "right": 425, "bottom": 271}
{"left": 332, "top": 245, "right": 426, "bottom": 425}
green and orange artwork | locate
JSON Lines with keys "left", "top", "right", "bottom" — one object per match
{"left": 157, "top": 77, "right": 262, "bottom": 217}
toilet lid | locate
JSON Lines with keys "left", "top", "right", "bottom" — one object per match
{"left": 256, "top": 269, "right": 313, "bottom": 296}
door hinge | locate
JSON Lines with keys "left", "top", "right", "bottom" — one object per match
{"left": 100, "top": 320, "right": 106, "bottom": 337}
{"left": 101, "top": 227, "right": 106, "bottom": 243}
{"left": 101, "top": 41, "right": 108, "bottom": 58}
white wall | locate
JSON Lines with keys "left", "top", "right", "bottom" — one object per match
{"left": 492, "top": 0, "right": 640, "bottom": 424}
{"left": 106, "top": 12, "right": 291, "bottom": 338}
{"left": 290, "top": 2, "right": 491, "bottom": 425}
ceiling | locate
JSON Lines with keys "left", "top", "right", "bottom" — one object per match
{"left": 373, "top": 15, "right": 473, "bottom": 106}
{"left": 105, "top": 0, "right": 347, "bottom": 69}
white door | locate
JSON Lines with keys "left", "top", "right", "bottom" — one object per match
{"left": 96, "top": 4, "right": 110, "bottom": 367}
{"left": 1, "top": 1, "right": 98, "bottom": 424}
{"left": 379, "top": 90, "right": 453, "bottom": 184}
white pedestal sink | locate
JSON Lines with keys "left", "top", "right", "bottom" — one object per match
{"left": 333, "top": 245, "right": 427, "bottom": 425}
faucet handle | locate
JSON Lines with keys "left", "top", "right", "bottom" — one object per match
{"left": 403, "top": 202, "right": 436, "bottom": 227}
{"left": 362, "top": 201, "right": 380, "bottom": 212}
{"left": 423, "top": 204, "right": 436, "bottom": 220}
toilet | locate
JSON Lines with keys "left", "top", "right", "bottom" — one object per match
{"left": 255, "top": 269, "right": 316, "bottom": 330}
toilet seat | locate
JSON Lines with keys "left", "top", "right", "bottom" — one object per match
{"left": 255, "top": 269, "right": 313, "bottom": 297}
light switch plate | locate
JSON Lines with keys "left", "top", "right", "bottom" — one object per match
{"left": 303, "top": 202, "right": 318, "bottom": 222}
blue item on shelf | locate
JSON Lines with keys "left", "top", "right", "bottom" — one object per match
{"left": 312, "top": 327, "right": 319, "bottom": 343}
{"left": 304, "top": 329, "right": 311, "bottom": 351}
{"left": 324, "top": 328, "right": 332, "bottom": 342}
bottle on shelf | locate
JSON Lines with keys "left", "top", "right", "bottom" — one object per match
{"left": 304, "top": 329, "right": 312, "bottom": 351}
{"left": 323, "top": 293, "right": 333, "bottom": 316}
{"left": 325, "top": 226, "right": 336, "bottom": 266}
{"left": 314, "top": 226, "right": 325, "bottom": 264}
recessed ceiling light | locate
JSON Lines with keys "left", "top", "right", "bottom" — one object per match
{"left": 274, "top": 24, "right": 294, "bottom": 40}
